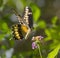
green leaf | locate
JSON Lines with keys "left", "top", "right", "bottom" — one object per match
{"left": 47, "top": 44, "right": 60, "bottom": 58}
{"left": 2, "top": 22, "right": 9, "bottom": 32}
{"left": 51, "top": 16, "right": 58, "bottom": 25}
{"left": 44, "top": 29, "right": 51, "bottom": 41}
{"left": 30, "top": 3, "right": 41, "bottom": 22}
{"left": 1, "top": 45, "right": 6, "bottom": 50}
{"left": 38, "top": 20, "right": 46, "bottom": 29}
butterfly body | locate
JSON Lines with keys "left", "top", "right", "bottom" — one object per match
{"left": 12, "top": 6, "right": 33, "bottom": 40}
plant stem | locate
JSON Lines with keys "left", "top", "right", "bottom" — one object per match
{"left": 37, "top": 44, "right": 42, "bottom": 58}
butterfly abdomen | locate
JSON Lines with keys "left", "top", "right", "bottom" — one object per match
{"left": 12, "top": 24, "right": 23, "bottom": 40}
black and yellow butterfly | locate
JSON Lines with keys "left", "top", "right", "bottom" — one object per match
{"left": 11, "top": 6, "right": 33, "bottom": 40}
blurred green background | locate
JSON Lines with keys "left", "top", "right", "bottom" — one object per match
{"left": 0, "top": 0, "right": 60, "bottom": 58}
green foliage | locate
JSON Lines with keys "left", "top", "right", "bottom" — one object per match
{"left": 0, "top": 0, "right": 3, "bottom": 6}
{"left": 0, "top": 34, "right": 5, "bottom": 40}
{"left": 12, "top": 55, "right": 17, "bottom": 58}
{"left": 0, "top": 20, "right": 11, "bottom": 40}
{"left": 51, "top": 16, "right": 58, "bottom": 25}
{"left": 45, "top": 29, "right": 52, "bottom": 41}
{"left": 47, "top": 44, "right": 60, "bottom": 58}
{"left": 2, "top": 23, "right": 9, "bottom": 32}
{"left": 30, "top": 3, "right": 41, "bottom": 22}
{"left": 38, "top": 20, "right": 46, "bottom": 29}
{"left": 1, "top": 45, "right": 6, "bottom": 50}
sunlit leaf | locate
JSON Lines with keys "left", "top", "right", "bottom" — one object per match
{"left": 47, "top": 44, "right": 60, "bottom": 58}
{"left": 44, "top": 29, "right": 52, "bottom": 41}
{"left": 49, "top": 40, "right": 59, "bottom": 50}
{"left": 2, "top": 22, "right": 9, "bottom": 32}
{"left": 51, "top": 16, "right": 58, "bottom": 25}
{"left": 38, "top": 20, "right": 46, "bottom": 29}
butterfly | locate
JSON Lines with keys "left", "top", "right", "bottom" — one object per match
{"left": 11, "top": 6, "right": 33, "bottom": 40}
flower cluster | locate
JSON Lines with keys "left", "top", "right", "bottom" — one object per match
{"left": 32, "top": 36, "right": 43, "bottom": 49}
{"left": 32, "top": 42, "right": 38, "bottom": 49}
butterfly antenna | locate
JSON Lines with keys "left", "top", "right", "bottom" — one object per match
{"left": 12, "top": 9, "right": 23, "bottom": 24}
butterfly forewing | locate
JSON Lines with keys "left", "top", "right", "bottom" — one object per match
{"left": 23, "top": 6, "right": 33, "bottom": 28}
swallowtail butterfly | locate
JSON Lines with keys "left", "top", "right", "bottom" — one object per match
{"left": 11, "top": 6, "right": 33, "bottom": 40}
